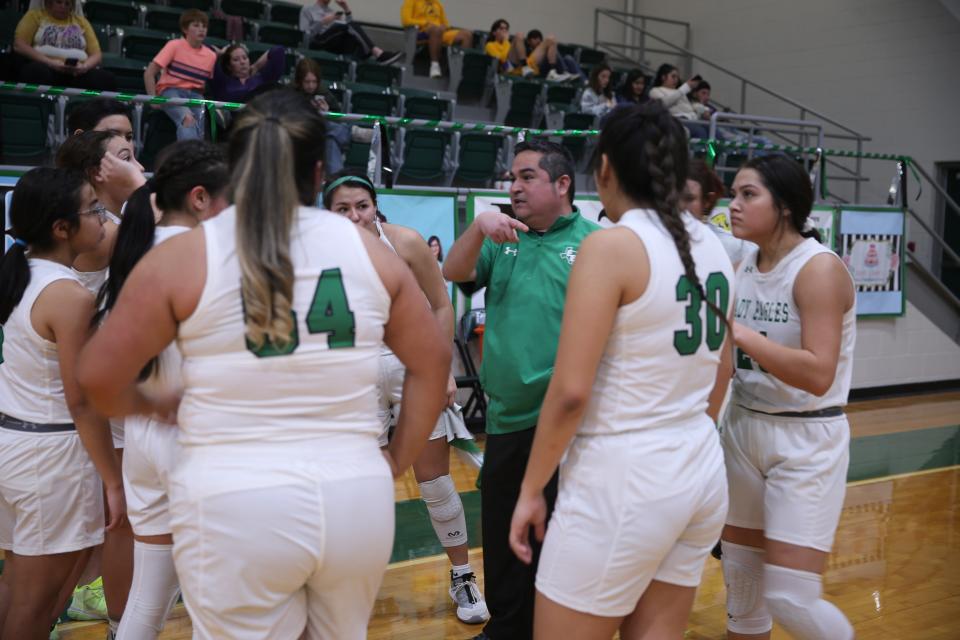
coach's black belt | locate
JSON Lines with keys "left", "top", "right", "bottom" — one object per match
{"left": 741, "top": 406, "right": 844, "bottom": 419}
{"left": 0, "top": 412, "right": 76, "bottom": 433}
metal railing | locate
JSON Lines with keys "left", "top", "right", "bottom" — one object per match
{"left": 593, "top": 8, "right": 872, "bottom": 201}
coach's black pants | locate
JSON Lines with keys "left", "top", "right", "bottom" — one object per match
{"left": 480, "top": 427, "right": 559, "bottom": 640}
{"left": 309, "top": 22, "right": 376, "bottom": 59}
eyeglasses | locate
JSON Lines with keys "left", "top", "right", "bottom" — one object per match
{"left": 78, "top": 204, "right": 109, "bottom": 224}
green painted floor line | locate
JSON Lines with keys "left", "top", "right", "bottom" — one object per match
{"left": 390, "top": 424, "right": 960, "bottom": 563}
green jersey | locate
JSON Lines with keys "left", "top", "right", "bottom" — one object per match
{"left": 473, "top": 210, "right": 599, "bottom": 434}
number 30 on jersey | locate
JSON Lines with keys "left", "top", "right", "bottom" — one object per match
{"left": 673, "top": 272, "right": 729, "bottom": 356}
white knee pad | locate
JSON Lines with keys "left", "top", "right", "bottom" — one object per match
{"left": 721, "top": 542, "right": 772, "bottom": 635}
{"left": 419, "top": 475, "right": 467, "bottom": 548}
{"left": 116, "top": 541, "right": 180, "bottom": 640}
{"left": 764, "top": 563, "right": 853, "bottom": 640}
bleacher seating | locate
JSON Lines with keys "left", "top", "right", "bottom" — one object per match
{"left": 297, "top": 48, "right": 353, "bottom": 83}
{"left": 267, "top": 1, "right": 301, "bottom": 26}
{"left": 143, "top": 4, "right": 186, "bottom": 33}
{"left": 219, "top": 0, "right": 265, "bottom": 20}
{"left": 167, "top": 0, "right": 213, "bottom": 10}
{"left": 253, "top": 20, "right": 304, "bottom": 48}
{"left": 100, "top": 54, "right": 146, "bottom": 93}
{"left": 84, "top": 0, "right": 139, "bottom": 27}
{"left": 397, "top": 129, "right": 453, "bottom": 184}
{"left": 0, "top": 94, "right": 54, "bottom": 163}
{"left": 116, "top": 26, "right": 173, "bottom": 62}
{"left": 246, "top": 41, "right": 296, "bottom": 74}
{"left": 454, "top": 133, "right": 503, "bottom": 187}
{"left": 355, "top": 62, "right": 402, "bottom": 89}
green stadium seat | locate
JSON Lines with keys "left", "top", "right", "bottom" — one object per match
{"left": 100, "top": 54, "right": 146, "bottom": 93}
{"left": 167, "top": 0, "right": 214, "bottom": 10}
{"left": 345, "top": 83, "right": 398, "bottom": 116}
{"left": 0, "top": 93, "right": 55, "bottom": 162}
{"left": 503, "top": 78, "right": 542, "bottom": 128}
{"left": 561, "top": 111, "right": 596, "bottom": 164}
{"left": 296, "top": 48, "right": 353, "bottom": 83}
{"left": 143, "top": 4, "right": 184, "bottom": 33}
{"left": 83, "top": 0, "right": 139, "bottom": 27}
{"left": 0, "top": 9, "right": 23, "bottom": 51}
{"left": 402, "top": 95, "right": 450, "bottom": 121}
{"left": 456, "top": 48, "right": 495, "bottom": 103}
{"left": 90, "top": 23, "right": 113, "bottom": 54}
{"left": 453, "top": 133, "right": 503, "bottom": 187}
{"left": 254, "top": 20, "right": 304, "bottom": 48}
{"left": 577, "top": 46, "right": 605, "bottom": 65}
{"left": 268, "top": 1, "right": 301, "bottom": 26}
{"left": 220, "top": 0, "right": 266, "bottom": 20}
{"left": 398, "top": 130, "right": 452, "bottom": 184}
{"left": 354, "top": 62, "right": 402, "bottom": 89}
{"left": 117, "top": 26, "right": 174, "bottom": 62}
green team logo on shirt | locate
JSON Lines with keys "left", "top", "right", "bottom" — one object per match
{"left": 559, "top": 247, "right": 577, "bottom": 265}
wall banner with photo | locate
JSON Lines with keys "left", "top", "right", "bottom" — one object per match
{"left": 710, "top": 200, "right": 838, "bottom": 251}
{"left": 377, "top": 188, "right": 458, "bottom": 257}
{"left": 838, "top": 207, "right": 905, "bottom": 317}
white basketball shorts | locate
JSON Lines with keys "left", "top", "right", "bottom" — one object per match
{"left": 123, "top": 415, "right": 179, "bottom": 536}
{"left": 536, "top": 419, "right": 728, "bottom": 617}
{"left": 722, "top": 404, "right": 850, "bottom": 552}
{"left": 377, "top": 351, "right": 445, "bottom": 447}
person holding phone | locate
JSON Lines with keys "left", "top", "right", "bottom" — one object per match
{"left": 300, "top": 0, "right": 400, "bottom": 64}
{"left": 650, "top": 64, "right": 710, "bottom": 139}
{"left": 13, "top": 0, "right": 116, "bottom": 90}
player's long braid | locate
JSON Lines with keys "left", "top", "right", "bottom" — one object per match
{"left": 596, "top": 103, "right": 728, "bottom": 328}
{"left": 95, "top": 140, "right": 228, "bottom": 379}
{"left": 229, "top": 90, "right": 327, "bottom": 351}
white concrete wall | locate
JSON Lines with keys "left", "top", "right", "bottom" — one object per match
{"left": 294, "top": 0, "right": 624, "bottom": 48}
{"left": 853, "top": 301, "right": 960, "bottom": 387}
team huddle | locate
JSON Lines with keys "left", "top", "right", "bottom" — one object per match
{"left": 0, "top": 91, "right": 855, "bottom": 640}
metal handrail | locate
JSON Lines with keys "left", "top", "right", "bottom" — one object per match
{"left": 594, "top": 9, "right": 870, "bottom": 140}
{"left": 907, "top": 208, "right": 960, "bottom": 267}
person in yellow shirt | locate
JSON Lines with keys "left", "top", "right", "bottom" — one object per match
{"left": 13, "top": 0, "right": 116, "bottom": 90}
{"left": 400, "top": 0, "right": 473, "bottom": 78}
{"left": 483, "top": 19, "right": 527, "bottom": 75}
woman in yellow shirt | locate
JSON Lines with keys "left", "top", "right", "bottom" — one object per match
{"left": 14, "top": 0, "right": 116, "bottom": 90}
{"left": 400, "top": 0, "right": 473, "bottom": 78}
{"left": 483, "top": 19, "right": 528, "bottom": 75}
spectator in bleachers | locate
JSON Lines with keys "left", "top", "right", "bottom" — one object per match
{"left": 143, "top": 10, "right": 216, "bottom": 141}
{"left": 67, "top": 98, "right": 134, "bottom": 143}
{"left": 209, "top": 44, "right": 285, "bottom": 103}
{"left": 524, "top": 29, "right": 582, "bottom": 81}
{"left": 293, "top": 57, "right": 355, "bottom": 175}
{"left": 616, "top": 68, "right": 649, "bottom": 105}
{"left": 13, "top": 0, "right": 116, "bottom": 90}
{"left": 580, "top": 63, "right": 616, "bottom": 118}
{"left": 649, "top": 63, "right": 709, "bottom": 139}
{"left": 690, "top": 79, "right": 714, "bottom": 120}
{"left": 484, "top": 19, "right": 526, "bottom": 75}
{"left": 400, "top": 0, "right": 473, "bottom": 79}
{"left": 301, "top": 0, "right": 400, "bottom": 64}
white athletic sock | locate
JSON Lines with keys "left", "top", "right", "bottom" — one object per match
{"left": 764, "top": 563, "right": 853, "bottom": 640}
{"left": 451, "top": 563, "right": 472, "bottom": 579}
{"left": 115, "top": 541, "right": 180, "bottom": 640}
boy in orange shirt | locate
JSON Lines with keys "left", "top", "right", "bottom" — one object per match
{"left": 143, "top": 9, "right": 216, "bottom": 140}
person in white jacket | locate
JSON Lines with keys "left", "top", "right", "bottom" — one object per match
{"left": 650, "top": 63, "right": 710, "bottom": 139}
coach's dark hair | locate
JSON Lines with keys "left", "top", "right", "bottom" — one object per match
{"left": 56, "top": 129, "right": 116, "bottom": 176}
{"left": 514, "top": 138, "right": 576, "bottom": 205}
{"left": 594, "top": 102, "right": 727, "bottom": 326}
{"left": 741, "top": 154, "right": 819, "bottom": 242}
{"left": 228, "top": 89, "right": 326, "bottom": 351}
{"left": 322, "top": 168, "right": 379, "bottom": 210}
{"left": 67, "top": 98, "right": 133, "bottom": 134}
{"left": 0, "top": 168, "right": 87, "bottom": 324}
{"left": 95, "top": 141, "right": 228, "bottom": 377}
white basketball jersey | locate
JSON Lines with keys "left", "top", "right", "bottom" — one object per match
{"left": 578, "top": 209, "right": 735, "bottom": 436}
{"left": 177, "top": 206, "right": 391, "bottom": 446}
{"left": 73, "top": 267, "right": 107, "bottom": 296}
{"left": 0, "top": 259, "right": 82, "bottom": 424}
{"left": 732, "top": 238, "right": 856, "bottom": 413}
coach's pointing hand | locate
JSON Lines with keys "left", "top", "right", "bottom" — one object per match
{"left": 476, "top": 211, "right": 529, "bottom": 244}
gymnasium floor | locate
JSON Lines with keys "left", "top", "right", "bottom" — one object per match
{"left": 52, "top": 391, "right": 960, "bottom": 639}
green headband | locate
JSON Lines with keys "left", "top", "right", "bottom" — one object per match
{"left": 323, "top": 174, "right": 376, "bottom": 198}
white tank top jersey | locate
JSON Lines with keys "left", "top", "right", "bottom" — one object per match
{"left": 0, "top": 259, "right": 82, "bottom": 424}
{"left": 374, "top": 218, "right": 400, "bottom": 357}
{"left": 176, "top": 206, "right": 391, "bottom": 446}
{"left": 732, "top": 238, "right": 856, "bottom": 413}
{"left": 578, "top": 209, "right": 735, "bottom": 436}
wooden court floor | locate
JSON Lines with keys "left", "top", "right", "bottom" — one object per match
{"left": 54, "top": 392, "right": 960, "bottom": 639}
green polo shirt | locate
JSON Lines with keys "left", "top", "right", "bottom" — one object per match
{"left": 473, "top": 209, "right": 600, "bottom": 435}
